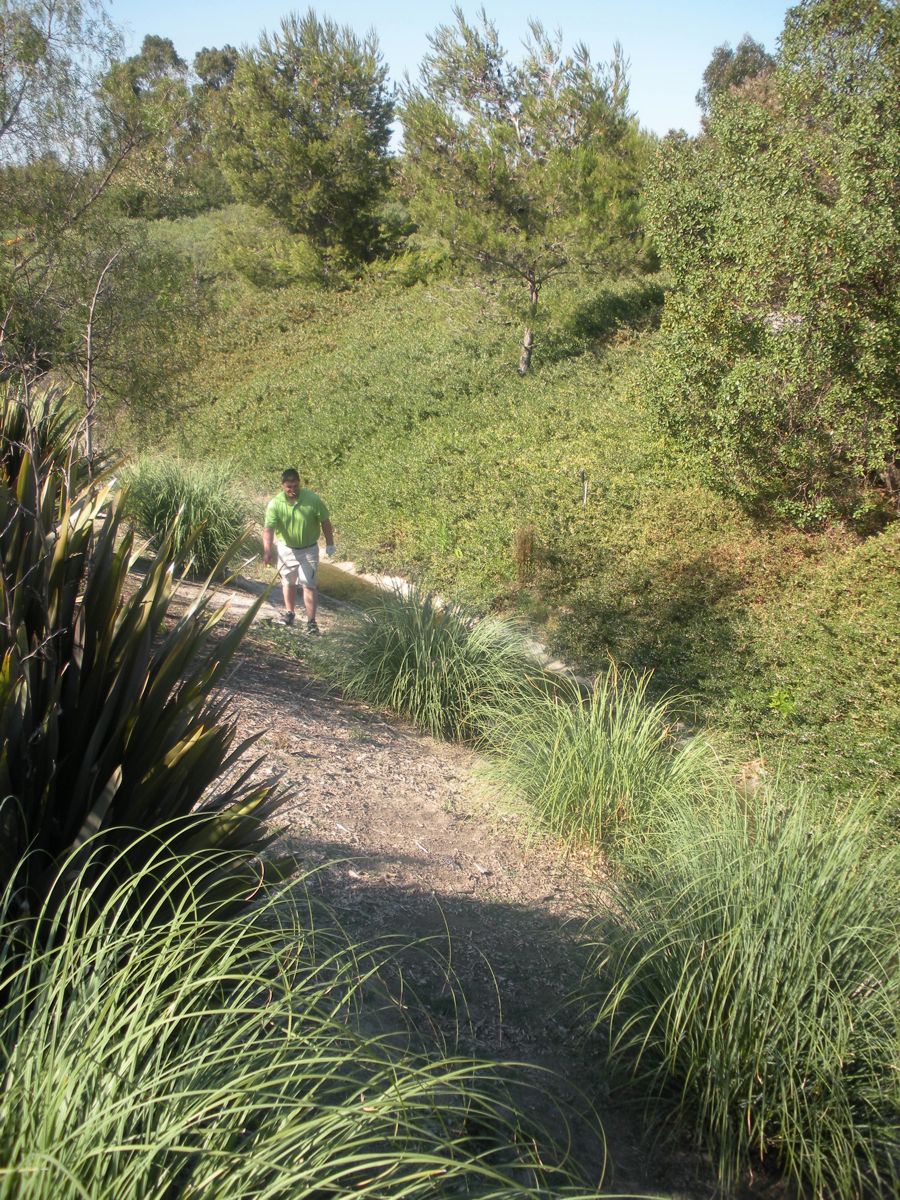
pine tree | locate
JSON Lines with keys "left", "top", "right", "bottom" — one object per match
{"left": 217, "top": 8, "right": 393, "bottom": 265}
{"left": 400, "top": 7, "right": 648, "bottom": 373}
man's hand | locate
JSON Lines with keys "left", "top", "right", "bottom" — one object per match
{"left": 325, "top": 544, "right": 336, "bottom": 557}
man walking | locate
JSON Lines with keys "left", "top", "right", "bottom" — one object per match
{"left": 262, "top": 469, "right": 335, "bottom": 633}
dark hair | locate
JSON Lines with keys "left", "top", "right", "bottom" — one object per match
{"left": 281, "top": 468, "right": 299, "bottom": 482}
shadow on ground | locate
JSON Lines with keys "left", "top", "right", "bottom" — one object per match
{"left": 555, "top": 550, "right": 751, "bottom": 698}
{"left": 539, "top": 282, "right": 665, "bottom": 366}
{"left": 280, "top": 836, "right": 719, "bottom": 1200}
{"left": 213, "top": 595, "right": 772, "bottom": 1199}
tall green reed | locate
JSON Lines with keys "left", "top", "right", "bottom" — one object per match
{"left": 584, "top": 787, "right": 900, "bottom": 1199}
{"left": 485, "top": 667, "right": 719, "bottom": 856}
{"left": 325, "top": 585, "right": 542, "bottom": 741}
{"left": 125, "top": 455, "right": 251, "bottom": 577}
{"left": 0, "top": 832, "right": 598, "bottom": 1199}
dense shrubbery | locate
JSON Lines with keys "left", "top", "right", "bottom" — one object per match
{"left": 711, "top": 522, "right": 900, "bottom": 802}
{"left": 0, "top": 837, "right": 595, "bottom": 1199}
{"left": 646, "top": 0, "right": 899, "bottom": 525}
{"left": 585, "top": 788, "right": 900, "bottom": 1198}
{"left": 125, "top": 455, "right": 252, "bottom": 578}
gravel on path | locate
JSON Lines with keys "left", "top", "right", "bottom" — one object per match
{"left": 172, "top": 572, "right": 717, "bottom": 1199}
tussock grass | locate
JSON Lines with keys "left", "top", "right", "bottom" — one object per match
{"left": 584, "top": 788, "right": 900, "bottom": 1198}
{"left": 0, "top": 832, "right": 595, "bottom": 1198}
{"left": 125, "top": 455, "right": 251, "bottom": 577}
{"left": 324, "top": 585, "right": 541, "bottom": 742}
{"left": 485, "top": 667, "right": 720, "bottom": 856}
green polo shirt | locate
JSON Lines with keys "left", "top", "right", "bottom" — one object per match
{"left": 264, "top": 488, "right": 329, "bottom": 548}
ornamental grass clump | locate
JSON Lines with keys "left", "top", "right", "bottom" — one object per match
{"left": 485, "top": 667, "right": 718, "bottom": 856}
{"left": 327, "top": 584, "right": 541, "bottom": 741}
{"left": 584, "top": 788, "right": 900, "bottom": 1199}
{"left": 125, "top": 455, "right": 251, "bottom": 578}
{"left": 0, "top": 835, "right": 594, "bottom": 1199}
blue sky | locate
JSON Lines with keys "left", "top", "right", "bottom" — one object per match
{"left": 108, "top": 1, "right": 792, "bottom": 135}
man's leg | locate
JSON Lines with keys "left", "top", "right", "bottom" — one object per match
{"left": 283, "top": 581, "right": 297, "bottom": 616}
{"left": 296, "top": 549, "right": 320, "bottom": 632}
{"left": 276, "top": 548, "right": 301, "bottom": 625}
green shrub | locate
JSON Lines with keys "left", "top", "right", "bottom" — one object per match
{"left": 0, "top": 836, "right": 593, "bottom": 1199}
{"left": 125, "top": 456, "right": 251, "bottom": 578}
{"left": 712, "top": 522, "right": 900, "bottom": 804}
{"left": 0, "top": 396, "right": 278, "bottom": 916}
{"left": 485, "top": 668, "right": 720, "bottom": 855}
{"left": 645, "top": 0, "right": 899, "bottom": 525}
{"left": 223, "top": 224, "right": 327, "bottom": 289}
{"left": 378, "top": 235, "right": 454, "bottom": 286}
{"left": 585, "top": 788, "right": 900, "bottom": 1198}
{"left": 325, "top": 585, "right": 541, "bottom": 741}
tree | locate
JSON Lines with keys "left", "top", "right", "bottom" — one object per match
{"left": 193, "top": 44, "right": 238, "bottom": 92}
{"left": 0, "top": 0, "right": 119, "bottom": 159}
{"left": 2, "top": 168, "right": 204, "bottom": 420}
{"left": 0, "top": 0, "right": 128, "bottom": 375}
{"left": 648, "top": 0, "right": 900, "bottom": 526}
{"left": 98, "top": 34, "right": 230, "bottom": 218}
{"left": 62, "top": 220, "right": 206, "bottom": 424}
{"left": 695, "top": 34, "right": 774, "bottom": 117}
{"left": 0, "top": 8, "right": 205, "bottom": 429}
{"left": 0, "top": 1, "right": 133, "bottom": 268}
{"left": 183, "top": 45, "right": 239, "bottom": 212}
{"left": 217, "top": 9, "right": 393, "bottom": 264}
{"left": 400, "top": 7, "right": 649, "bottom": 374}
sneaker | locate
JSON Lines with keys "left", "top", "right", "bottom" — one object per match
{"left": 281, "top": 610, "right": 295, "bottom": 627}
{"left": 306, "top": 619, "right": 320, "bottom": 636}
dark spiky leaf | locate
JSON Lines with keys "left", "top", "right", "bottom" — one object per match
{"left": 0, "top": 385, "right": 282, "bottom": 920}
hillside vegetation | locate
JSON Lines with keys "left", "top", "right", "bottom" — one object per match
{"left": 3, "top": 0, "right": 896, "bottom": 805}
{"left": 145, "top": 204, "right": 899, "bottom": 803}
{"left": 3, "top": 2, "right": 899, "bottom": 1192}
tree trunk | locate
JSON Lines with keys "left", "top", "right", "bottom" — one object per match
{"left": 83, "top": 253, "right": 119, "bottom": 479}
{"left": 517, "top": 326, "right": 534, "bottom": 376}
{"left": 84, "top": 313, "right": 95, "bottom": 474}
{"left": 517, "top": 275, "right": 539, "bottom": 376}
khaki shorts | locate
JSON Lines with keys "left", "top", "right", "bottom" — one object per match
{"left": 277, "top": 544, "right": 319, "bottom": 588}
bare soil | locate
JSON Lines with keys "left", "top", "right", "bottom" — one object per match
{"left": 181, "top": 575, "right": 723, "bottom": 1198}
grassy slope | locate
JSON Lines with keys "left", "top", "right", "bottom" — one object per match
{"left": 147, "top": 206, "right": 899, "bottom": 801}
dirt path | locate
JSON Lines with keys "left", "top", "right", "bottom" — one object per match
{"left": 188, "top": 577, "right": 710, "bottom": 1198}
